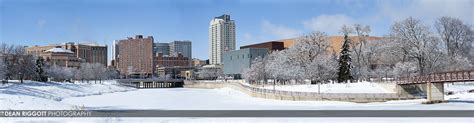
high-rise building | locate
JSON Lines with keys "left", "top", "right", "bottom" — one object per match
{"left": 115, "top": 35, "right": 154, "bottom": 77}
{"left": 26, "top": 42, "right": 107, "bottom": 66}
{"left": 169, "top": 40, "right": 192, "bottom": 59}
{"left": 209, "top": 14, "right": 236, "bottom": 65}
{"left": 154, "top": 43, "right": 170, "bottom": 56}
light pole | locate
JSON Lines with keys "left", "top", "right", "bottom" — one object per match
{"left": 19, "top": 72, "right": 23, "bottom": 83}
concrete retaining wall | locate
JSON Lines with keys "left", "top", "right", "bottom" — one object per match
{"left": 184, "top": 80, "right": 420, "bottom": 103}
{"left": 376, "top": 82, "right": 398, "bottom": 92}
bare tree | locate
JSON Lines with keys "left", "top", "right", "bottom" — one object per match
{"left": 435, "top": 16, "right": 473, "bottom": 71}
{"left": 105, "top": 67, "right": 119, "bottom": 79}
{"left": 435, "top": 16, "right": 473, "bottom": 59}
{"left": 243, "top": 31, "right": 337, "bottom": 85}
{"left": 350, "top": 24, "right": 371, "bottom": 80}
{"left": 3, "top": 45, "right": 36, "bottom": 83}
{"left": 288, "top": 31, "right": 332, "bottom": 84}
{"left": 390, "top": 17, "right": 444, "bottom": 75}
{"left": 197, "top": 66, "right": 224, "bottom": 80}
{"left": 46, "top": 65, "right": 74, "bottom": 82}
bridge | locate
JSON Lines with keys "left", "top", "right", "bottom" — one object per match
{"left": 116, "top": 79, "right": 184, "bottom": 88}
{"left": 392, "top": 70, "right": 474, "bottom": 101}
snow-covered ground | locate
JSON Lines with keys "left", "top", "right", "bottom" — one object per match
{"left": 1, "top": 80, "right": 473, "bottom": 123}
{"left": 0, "top": 80, "right": 136, "bottom": 110}
{"left": 258, "top": 81, "right": 395, "bottom": 93}
{"left": 1, "top": 80, "right": 473, "bottom": 110}
{"left": 445, "top": 82, "right": 474, "bottom": 101}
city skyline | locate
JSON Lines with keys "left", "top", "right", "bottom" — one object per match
{"left": 1, "top": 0, "right": 472, "bottom": 61}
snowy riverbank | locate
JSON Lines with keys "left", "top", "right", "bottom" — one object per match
{"left": 0, "top": 80, "right": 473, "bottom": 110}
{"left": 1, "top": 80, "right": 473, "bottom": 123}
{"left": 0, "top": 80, "right": 136, "bottom": 110}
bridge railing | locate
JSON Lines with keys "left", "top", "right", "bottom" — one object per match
{"left": 392, "top": 70, "right": 474, "bottom": 84}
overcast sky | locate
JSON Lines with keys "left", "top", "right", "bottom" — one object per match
{"left": 1, "top": 0, "right": 472, "bottom": 61}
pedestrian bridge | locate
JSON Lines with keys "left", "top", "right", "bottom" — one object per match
{"left": 393, "top": 70, "right": 474, "bottom": 101}
{"left": 116, "top": 79, "right": 184, "bottom": 88}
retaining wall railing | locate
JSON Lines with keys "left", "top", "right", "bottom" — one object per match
{"left": 184, "top": 81, "right": 420, "bottom": 102}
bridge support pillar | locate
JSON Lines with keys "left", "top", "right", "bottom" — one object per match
{"left": 427, "top": 82, "right": 444, "bottom": 101}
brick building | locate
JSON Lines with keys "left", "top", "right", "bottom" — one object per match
{"left": 240, "top": 41, "right": 285, "bottom": 51}
{"left": 115, "top": 35, "right": 154, "bottom": 77}
{"left": 40, "top": 48, "right": 85, "bottom": 68}
{"left": 26, "top": 42, "right": 107, "bottom": 66}
{"left": 155, "top": 53, "right": 191, "bottom": 68}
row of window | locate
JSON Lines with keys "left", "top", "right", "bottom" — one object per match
{"left": 229, "top": 53, "right": 265, "bottom": 60}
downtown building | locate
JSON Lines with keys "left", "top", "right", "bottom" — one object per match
{"left": 154, "top": 43, "right": 170, "bottom": 56}
{"left": 154, "top": 53, "right": 193, "bottom": 78}
{"left": 209, "top": 14, "right": 236, "bottom": 65}
{"left": 223, "top": 48, "right": 268, "bottom": 79}
{"left": 223, "top": 41, "right": 284, "bottom": 78}
{"left": 26, "top": 42, "right": 108, "bottom": 67}
{"left": 152, "top": 40, "right": 193, "bottom": 78}
{"left": 153, "top": 40, "right": 192, "bottom": 61}
{"left": 114, "top": 35, "right": 154, "bottom": 77}
{"left": 169, "top": 40, "right": 192, "bottom": 59}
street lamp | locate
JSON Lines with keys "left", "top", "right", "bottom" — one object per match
{"left": 18, "top": 72, "right": 23, "bottom": 83}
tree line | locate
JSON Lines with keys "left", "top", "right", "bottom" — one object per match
{"left": 242, "top": 16, "right": 473, "bottom": 84}
{"left": 0, "top": 43, "right": 118, "bottom": 83}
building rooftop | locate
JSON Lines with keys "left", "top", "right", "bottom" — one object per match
{"left": 45, "top": 48, "right": 74, "bottom": 53}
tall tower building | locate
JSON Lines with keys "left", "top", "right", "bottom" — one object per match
{"left": 209, "top": 14, "right": 236, "bottom": 65}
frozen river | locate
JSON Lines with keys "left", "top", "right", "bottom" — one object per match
{"left": 61, "top": 87, "right": 474, "bottom": 110}
{"left": 2, "top": 81, "right": 473, "bottom": 123}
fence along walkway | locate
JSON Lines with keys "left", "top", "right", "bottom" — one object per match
{"left": 395, "top": 70, "right": 474, "bottom": 85}
{"left": 225, "top": 82, "right": 419, "bottom": 102}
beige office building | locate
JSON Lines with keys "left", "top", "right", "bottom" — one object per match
{"left": 26, "top": 42, "right": 108, "bottom": 66}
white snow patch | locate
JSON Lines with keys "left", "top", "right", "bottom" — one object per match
{"left": 258, "top": 81, "right": 395, "bottom": 93}
{"left": 0, "top": 80, "right": 136, "bottom": 110}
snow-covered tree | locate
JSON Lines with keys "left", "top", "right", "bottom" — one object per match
{"left": 308, "top": 54, "right": 338, "bottom": 83}
{"left": 337, "top": 34, "right": 353, "bottom": 83}
{"left": 287, "top": 31, "right": 333, "bottom": 84}
{"left": 390, "top": 17, "right": 444, "bottom": 75}
{"left": 392, "top": 61, "right": 418, "bottom": 78}
{"left": 264, "top": 50, "right": 299, "bottom": 84}
{"left": 46, "top": 65, "right": 74, "bottom": 82}
{"left": 90, "top": 63, "right": 107, "bottom": 83}
{"left": 243, "top": 31, "right": 338, "bottom": 85}
{"left": 349, "top": 24, "right": 371, "bottom": 80}
{"left": 105, "top": 67, "right": 119, "bottom": 79}
{"left": 435, "top": 16, "right": 473, "bottom": 71}
{"left": 197, "top": 66, "right": 224, "bottom": 80}
{"left": 435, "top": 16, "right": 473, "bottom": 59}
